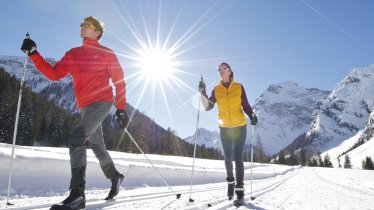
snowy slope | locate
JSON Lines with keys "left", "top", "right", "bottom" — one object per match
{"left": 1, "top": 143, "right": 373, "bottom": 210}
{"left": 252, "top": 81, "right": 329, "bottom": 155}
{"left": 321, "top": 130, "right": 374, "bottom": 168}
{"left": 322, "top": 109, "right": 374, "bottom": 169}
{"left": 298, "top": 65, "right": 374, "bottom": 154}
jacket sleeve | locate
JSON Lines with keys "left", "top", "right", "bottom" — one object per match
{"left": 108, "top": 53, "right": 126, "bottom": 110}
{"left": 29, "top": 51, "right": 70, "bottom": 81}
{"left": 241, "top": 85, "right": 254, "bottom": 117}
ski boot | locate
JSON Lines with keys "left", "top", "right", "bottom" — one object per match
{"left": 105, "top": 171, "right": 125, "bottom": 200}
{"left": 226, "top": 177, "right": 235, "bottom": 200}
{"left": 50, "top": 187, "right": 85, "bottom": 210}
{"left": 233, "top": 184, "right": 245, "bottom": 206}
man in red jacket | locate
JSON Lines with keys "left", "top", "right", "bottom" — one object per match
{"left": 21, "top": 16, "right": 128, "bottom": 210}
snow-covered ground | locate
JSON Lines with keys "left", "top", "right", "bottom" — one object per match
{"left": 322, "top": 130, "right": 374, "bottom": 169}
{"left": 1, "top": 143, "right": 373, "bottom": 210}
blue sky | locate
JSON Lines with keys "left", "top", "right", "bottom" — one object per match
{"left": 1, "top": 0, "right": 374, "bottom": 138}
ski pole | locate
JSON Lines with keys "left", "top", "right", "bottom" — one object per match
{"left": 6, "top": 32, "right": 30, "bottom": 206}
{"left": 124, "top": 129, "right": 181, "bottom": 199}
{"left": 188, "top": 75, "right": 203, "bottom": 203}
{"left": 250, "top": 125, "right": 255, "bottom": 200}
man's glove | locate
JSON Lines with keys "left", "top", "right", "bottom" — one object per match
{"left": 198, "top": 80, "right": 206, "bottom": 93}
{"left": 249, "top": 113, "right": 258, "bottom": 125}
{"left": 21, "top": 38, "right": 37, "bottom": 56}
{"left": 115, "top": 109, "right": 129, "bottom": 129}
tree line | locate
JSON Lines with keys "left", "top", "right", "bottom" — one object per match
{"left": 272, "top": 148, "right": 374, "bottom": 170}
{"left": 0, "top": 68, "right": 223, "bottom": 160}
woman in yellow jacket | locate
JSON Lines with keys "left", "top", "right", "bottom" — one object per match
{"left": 199, "top": 62, "right": 258, "bottom": 202}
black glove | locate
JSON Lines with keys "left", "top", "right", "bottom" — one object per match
{"left": 21, "top": 38, "right": 37, "bottom": 56}
{"left": 115, "top": 109, "right": 129, "bottom": 129}
{"left": 198, "top": 80, "right": 206, "bottom": 93}
{"left": 249, "top": 113, "right": 258, "bottom": 125}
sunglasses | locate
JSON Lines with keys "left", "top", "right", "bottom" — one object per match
{"left": 218, "top": 67, "right": 229, "bottom": 72}
{"left": 80, "top": 22, "right": 96, "bottom": 30}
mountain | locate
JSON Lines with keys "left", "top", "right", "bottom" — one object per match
{"left": 358, "top": 108, "right": 374, "bottom": 144}
{"left": 0, "top": 55, "right": 77, "bottom": 113}
{"left": 183, "top": 127, "right": 221, "bottom": 151}
{"left": 252, "top": 81, "right": 330, "bottom": 155}
{"left": 288, "top": 65, "right": 374, "bottom": 156}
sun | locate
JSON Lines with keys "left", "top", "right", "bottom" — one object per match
{"left": 136, "top": 47, "right": 176, "bottom": 83}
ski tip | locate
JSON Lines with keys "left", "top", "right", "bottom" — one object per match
{"left": 189, "top": 198, "right": 194, "bottom": 202}
{"left": 6, "top": 202, "right": 14, "bottom": 206}
{"left": 176, "top": 193, "right": 181, "bottom": 199}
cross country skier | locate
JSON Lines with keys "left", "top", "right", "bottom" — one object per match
{"left": 198, "top": 62, "right": 258, "bottom": 205}
{"left": 21, "top": 16, "right": 129, "bottom": 210}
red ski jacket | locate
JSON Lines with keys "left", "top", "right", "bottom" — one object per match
{"left": 29, "top": 38, "right": 126, "bottom": 110}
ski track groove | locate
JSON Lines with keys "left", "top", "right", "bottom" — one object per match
{"left": 311, "top": 168, "right": 374, "bottom": 197}
{"left": 181, "top": 167, "right": 300, "bottom": 210}
{"left": 2, "top": 167, "right": 301, "bottom": 210}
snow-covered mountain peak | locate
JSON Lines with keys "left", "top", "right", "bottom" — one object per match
{"left": 302, "top": 65, "right": 374, "bottom": 153}
{"left": 253, "top": 81, "right": 329, "bottom": 155}
{"left": 183, "top": 128, "right": 221, "bottom": 151}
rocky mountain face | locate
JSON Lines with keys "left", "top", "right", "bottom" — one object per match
{"left": 288, "top": 65, "right": 374, "bottom": 155}
{"left": 252, "top": 81, "right": 330, "bottom": 155}
{"left": 359, "top": 109, "right": 374, "bottom": 143}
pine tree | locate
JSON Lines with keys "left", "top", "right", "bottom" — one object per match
{"left": 300, "top": 148, "right": 307, "bottom": 166}
{"left": 337, "top": 156, "right": 342, "bottom": 168}
{"left": 287, "top": 150, "right": 299, "bottom": 166}
{"left": 255, "top": 137, "right": 268, "bottom": 163}
{"left": 344, "top": 154, "right": 352, "bottom": 169}
{"left": 277, "top": 151, "right": 286, "bottom": 165}
{"left": 307, "top": 157, "right": 318, "bottom": 167}
{"left": 362, "top": 156, "right": 374, "bottom": 170}
{"left": 163, "top": 127, "right": 175, "bottom": 155}
{"left": 323, "top": 154, "right": 333, "bottom": 168}
{"left": 317, "top": 152, "right": 323, "bottom": 167}
{"left": 47, "top": 110, "right": 64, "bottom": 146}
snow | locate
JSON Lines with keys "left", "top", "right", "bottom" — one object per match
{"left": 322, "top": 130, "right": 374, "bottom": 169}
{"left": 1, "top": 143, "right": 374, "bottom": 210}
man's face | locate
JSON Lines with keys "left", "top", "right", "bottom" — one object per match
{"left": 80, "top": 21, "right": 101, "bottom": 40}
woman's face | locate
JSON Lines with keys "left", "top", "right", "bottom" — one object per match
{"left": 218, "top": 64, "right": 231, "bottom": 80}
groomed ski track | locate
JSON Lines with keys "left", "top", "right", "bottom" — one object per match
{"left": 1, "top": 167, "right": 300, "bottom": 210}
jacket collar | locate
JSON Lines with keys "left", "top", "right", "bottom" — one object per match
{"left": 83, "top": 38, "right": 100, "bottom": 46}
